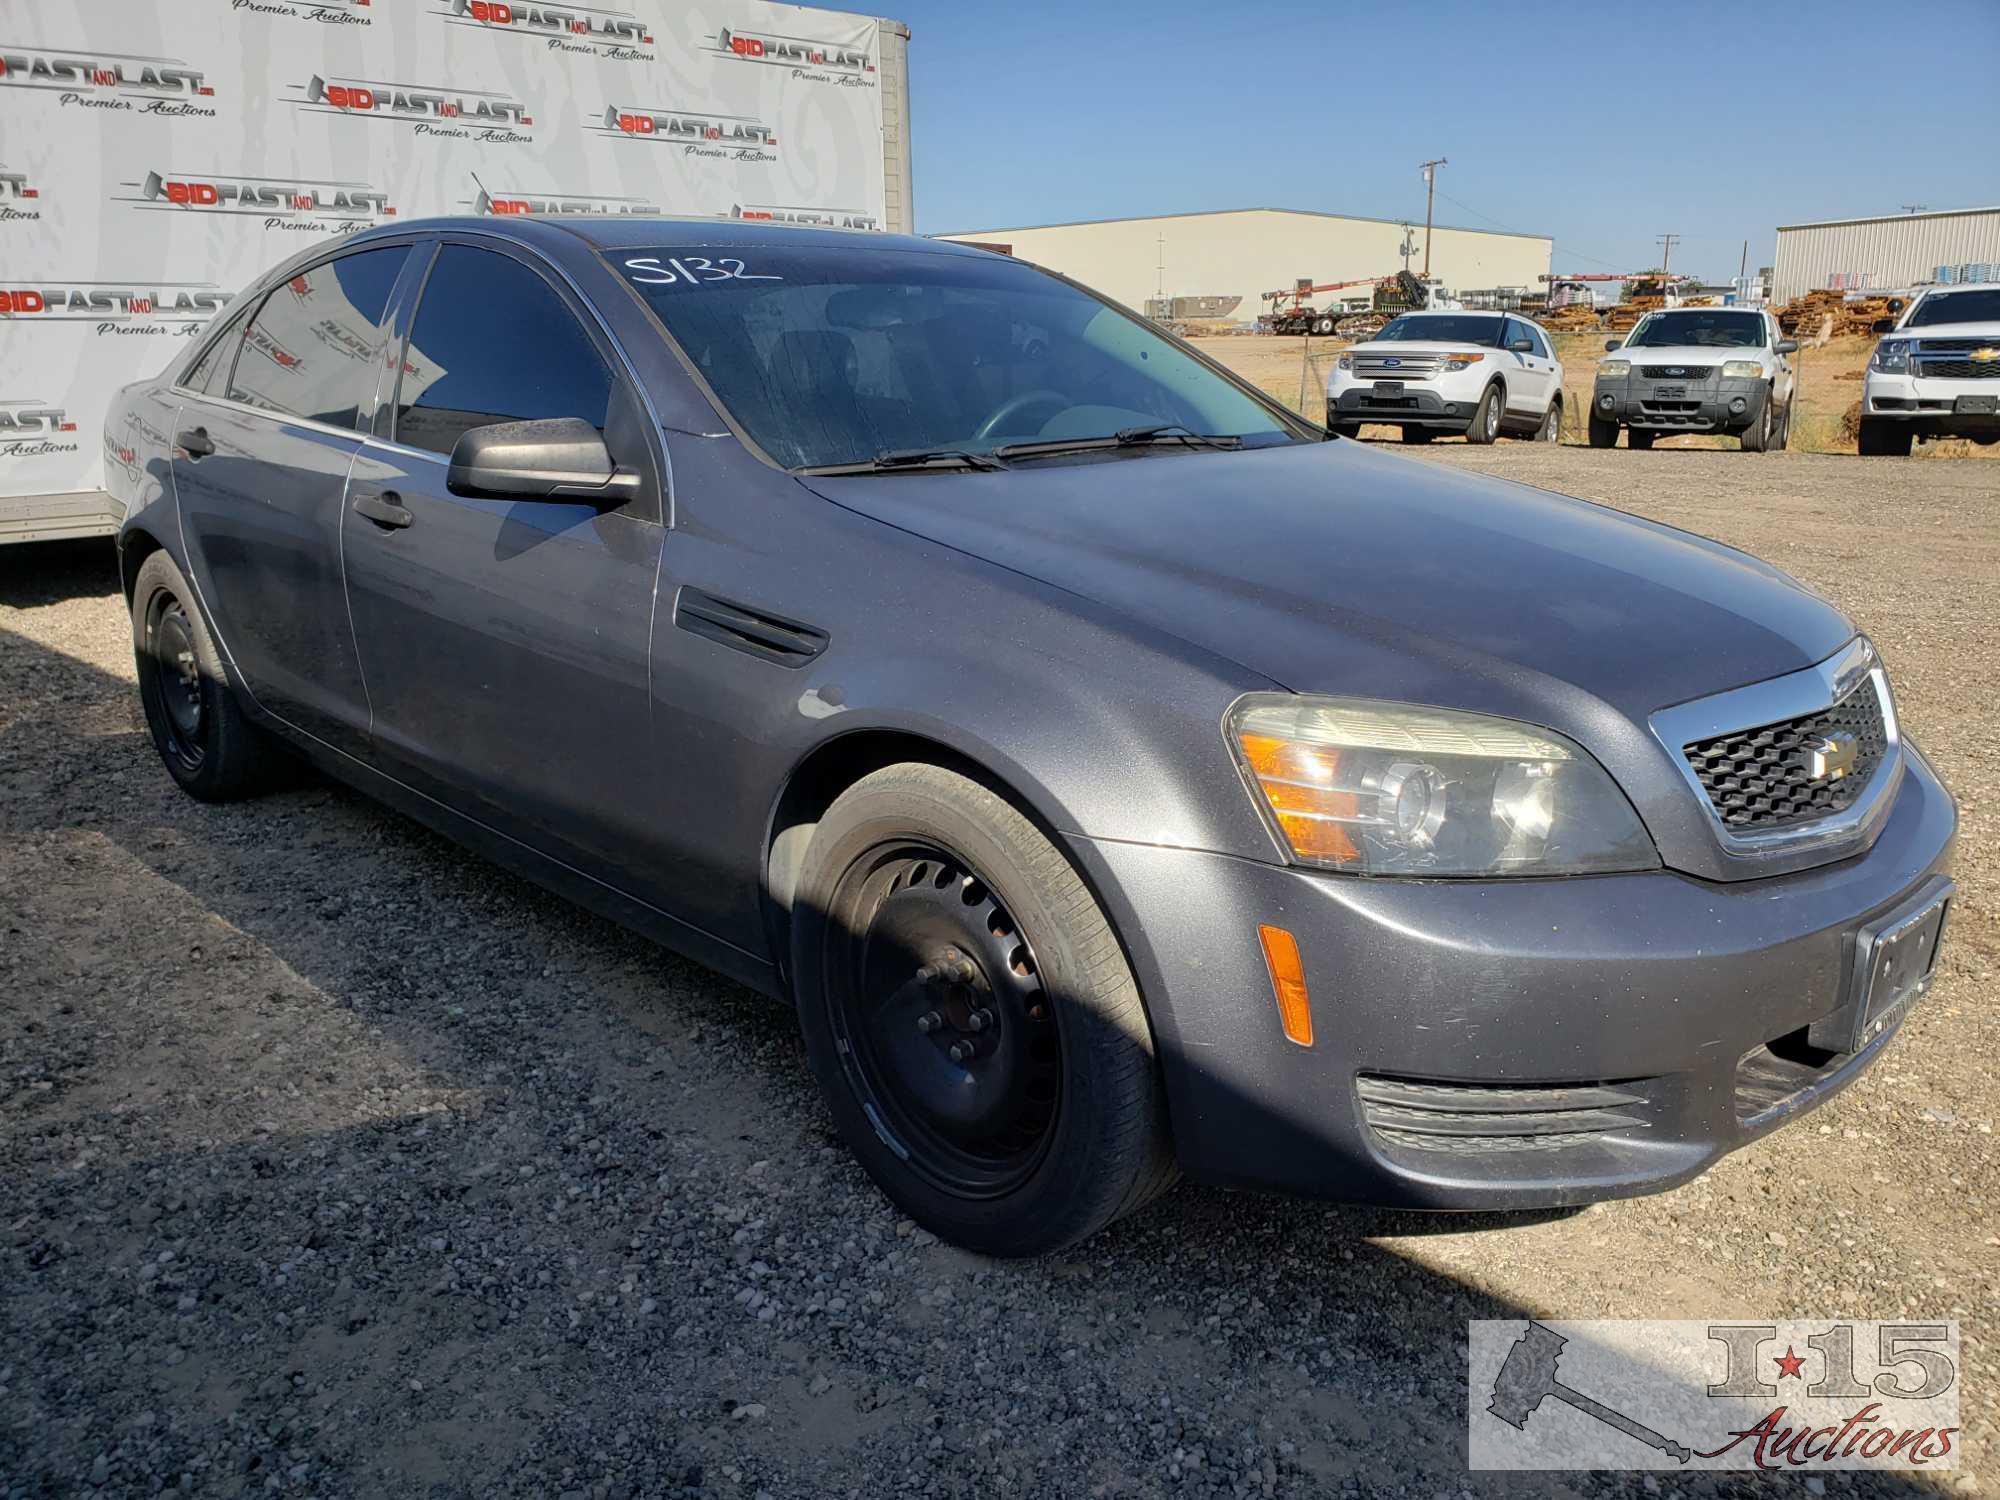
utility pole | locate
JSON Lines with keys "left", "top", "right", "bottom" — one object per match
{"left": 1657, "top": 232, "right": 1680, "bottom": 280}
{"left": 1399, "top": 222, "right": 1416, "bottom": 271}
{"left": 1419, "top": 158, "right": 1447, "bottom": 277}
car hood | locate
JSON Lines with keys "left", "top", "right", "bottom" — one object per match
{"left": 1344, "top": 339, "right": 1500, "bottom": 357}
{"left": 1894, "top": 319, "right": 2000, "bottom": 340}
{"left": 1603, "top": 344, "right": 1763, "bottom": 368}
{"left": 798, "top": 440, "right": 1853, "bottom": 728}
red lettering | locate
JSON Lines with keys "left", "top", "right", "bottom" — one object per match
{"left": 130, "top": 298, "right": 152, "bottom": 314}
{"left": 326, "top": 84, "right": 375, "bottom": 110}
{"left": 470, "top": 1, "right": 512, "bottom": 21}
{"left": 491, "top": 198, "right": 528, "bottom": 215}
{"left": 617, "top": 112, "right": 653, "bottom": 134}
{"left": 92, "top": 68, "right": 117, "bottom": 87}
{"left": 0, "top": 290, "right": 47, "bottom": 314}
{"left": 731, "top": 35, "right": 764, "bottom": 57}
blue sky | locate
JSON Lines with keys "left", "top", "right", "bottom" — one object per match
{"left": 894, "top": 0, "right": 2000, "bottom": 281}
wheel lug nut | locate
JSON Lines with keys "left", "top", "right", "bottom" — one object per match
{"left": 915, "top": 964, "right": 938, "bottom": 985}
{"left": 948, "top": 1041, "right": 974, "bottom": 1064}
{"left": 967, "top": 1008, "right": 994, "bottom": 1032}
{"left": 916, "top": 1011, "right": 942, "bottom": 1034}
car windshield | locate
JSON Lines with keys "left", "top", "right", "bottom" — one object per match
{"left": 1626, "top": 311, "right": 1766, "bottom": 349}
{"left": 613, "top": 245, "right": 1298, "bottom": 469}
{"left": 1373, "top": 314, "right": 1505, "bottom": 346}
{"left": 1906, "top": 289, "right": 2000, "bottom": 327}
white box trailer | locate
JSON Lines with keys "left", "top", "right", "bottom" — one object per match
{"left": 0, "top": 0, "right": 913, "bottom": 544}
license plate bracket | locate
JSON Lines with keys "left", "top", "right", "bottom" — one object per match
{"left": 1809, "top": 878, "right": 1953, "bottom": 1054}
{"left": 1372, "top": 380, "right": 1406, "bottom": 395}
{"left": 1954, "top": 394, "right": 1997, "bottom": 416}
{"left": 1653, "top": 384, "right": 1687, "bottom": 399}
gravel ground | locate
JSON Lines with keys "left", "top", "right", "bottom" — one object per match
{"left": 2, "top": 444, "right": 1995, "bottom": 1498}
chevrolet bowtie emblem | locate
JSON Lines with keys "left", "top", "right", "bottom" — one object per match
{"left": 1972, "top": 347, "right": 1999, "bottom": 362}
{"left": 1807, "top": 731, "right": 1859, "bottom": 781}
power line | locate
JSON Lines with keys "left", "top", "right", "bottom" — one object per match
{"left": 1429, "top": 187, "right": 1632, "bottom": 272}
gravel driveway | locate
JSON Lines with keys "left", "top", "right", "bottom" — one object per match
{"left": 3, "top": 445, "right": 1994, "bottom": 1498}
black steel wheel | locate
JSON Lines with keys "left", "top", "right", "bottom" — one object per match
{"left": 130, "top": 549, "right": 276, "bottom": 800}
{"left": 792, "top": 763, "right": 1177, "bottom": 1255}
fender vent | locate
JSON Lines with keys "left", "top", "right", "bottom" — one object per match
{"left": 675, "top": 588, "right": 827, "bottom": 667}
{"left": 1356, "top": 1074, "right": 1653, "bottom": 1154}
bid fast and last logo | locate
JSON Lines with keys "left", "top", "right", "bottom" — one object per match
{"left": 0, "top": 44, "right": 217, "bottom": 116}
{"left": 708, "top": 25, "right": 874, "bottom": 84}
{"left": 440, "top": 0, "right": 654, "bottom": 60}
{"left": 594, "top": 106, "right": 777, "bottom": 162}
{"left": 0, "top": 400, "right": 81, "bottom": 462}
{"left": 289, "top": 73, "right": 534, "bottom": 143}
{"left": 0, "top": 280, "right": 229, "bottom": 339}
{"left": 0, "top": 169, "right": 41, "bottom": 223}
{"left": 117, "top": 170, "right": 397, "bottom": 234}
{"left": 469, "top": 182, "right": 661, "bottom": 216}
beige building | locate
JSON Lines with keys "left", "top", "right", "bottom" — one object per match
{"left": 937, "top": 207, "right": 1552, "bottom": 321}
{"left": 1771, "top": 205, "right": 2000, "bottom": 302}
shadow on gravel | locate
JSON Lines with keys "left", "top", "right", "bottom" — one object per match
{"left": 0, "top": 536, "right": 122, "bottom": 608}
{"left": 0, "top": 619, "right": 1950, "bottom": 1499}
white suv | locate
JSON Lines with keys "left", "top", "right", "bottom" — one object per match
{"left": 1325, "top": 311, "right": 1564, "bottom": 445}
{"left": 1859, "top": 284, "right": 2000, "bottom": 456}
{"left": 1589, "top": 307, "right": 1796, "bottom": 452}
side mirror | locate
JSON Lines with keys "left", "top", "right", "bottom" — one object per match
{"left": 1605, "top": 338, "right": 1623, "bottom": 352}
{"left": 446, "top": 417, "right": 639, "bottom": 505}
{"left": 1776, "top": 339, "right": 1799, "bottom": 354}
{"left": 1871, "top": 317, "right": 1896, "bottom": 335}
{"left": 1508, "top": 338, "right": 1534, "bottom": 353}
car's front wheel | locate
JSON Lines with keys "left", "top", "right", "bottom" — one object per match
{"left": 1539, "top": 398, "right": 1563, "bottom": 443}
{"left": 1587, "top": 411, "right": 1619, "bottom": 448}
{"left": 1739, "top": 389, "right": 1774, "bottom": 452}
{"left": 1858, "top": 418, "right": 1914, "bottom": 457}
{"left": 131, "top": 550, "right": 279, "bottom": 801}
{"left": 790, "top": 763, "right": 1178, "bottom": 1256}
{"left": 1465, "top": 382, "right": 1503, "bottom": 445}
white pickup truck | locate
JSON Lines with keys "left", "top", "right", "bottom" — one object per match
{"left": 1859, "top": 284, "right": 2000, "bottom": 456}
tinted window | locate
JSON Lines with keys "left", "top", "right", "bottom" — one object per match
{"left": 1627, "top": 310, "right": 1766, "bottom": 349}
{"left": 614, "top": 246, "right": 1293, "bottom": 469}
{"left": 395, "top": 245, "right": 613, "bottom": 459}
{"left": 1522, "top": 321, "right": 1551, "bottom": 357}
{"left": 1375, "top": 314, "right": 1505, "bottom": 347}
{"left": 226, "top": 248, "right": 409, "bottom": 428}
{"left": 1907, "top": 289, "right": 2000, "bottom": 326}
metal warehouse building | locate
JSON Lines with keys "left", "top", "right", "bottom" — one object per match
{"left": 1772, "top": 205, "right": 2000, "bottom": 301}
{"left": 936, "top": 208, "right": 1552, "bottom": 323}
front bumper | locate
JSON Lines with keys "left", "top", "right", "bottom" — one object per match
{"left": 1068, "top": 746, "right": 1957, "bottom": 1210}
{"left": 1327, "top": 377, "right": 1481, "bottom": 428}
{"left": 1862, "top": 370, "right": 2000, "bottom": 436}
{"left": 1593, "top": 375, "right": 1767, "bottom": 432}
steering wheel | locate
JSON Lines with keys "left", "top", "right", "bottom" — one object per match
{"left": 971, "top": 388, "right": 1070, "bottom": 443}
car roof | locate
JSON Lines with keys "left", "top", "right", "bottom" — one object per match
{"left": 341, "top": 215, "right": 993, "bottom": 260}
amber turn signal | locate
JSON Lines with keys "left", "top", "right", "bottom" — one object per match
{"left": 1257, "top": 923, "right": 1313, "bottom": 1048}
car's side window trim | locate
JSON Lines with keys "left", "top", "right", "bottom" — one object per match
{"left": 172, "top": 294, "right": 260, "bottom": 398}
{"left": 376, "top": 233, "right": 667, "bottom": 527}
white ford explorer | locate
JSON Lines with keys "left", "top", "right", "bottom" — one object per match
{"left": 1859, "top": 284, "right": 2000, "bottom": 456}
{"left": 1324, "top": 311, "right": 1564, "bottom": 445}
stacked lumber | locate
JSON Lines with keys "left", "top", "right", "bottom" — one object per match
{"left": 1776, "top": 289, "right": 1842, "bottom": 337}
{"left": 1835, "top": 297, "right": 1899, "bottom": 338}
{"left": 1335, "top": 312, "right": 1389, "bottom": 340}
{"left": 1538, "top": 304, "right": 1601, "bottom": 332}
{"left": 1602, "top": 303, "right": 1645, "bottom": 333}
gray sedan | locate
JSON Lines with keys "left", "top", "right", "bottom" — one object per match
{"left": 105, "top": 218, "right": 1957, "bottom": 1254}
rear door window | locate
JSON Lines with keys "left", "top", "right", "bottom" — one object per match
{"left": 226, "top": 247, "right": 410, "bottom": 429}
{"left": 392, "top": 244, "right": 614, "bottom": 459}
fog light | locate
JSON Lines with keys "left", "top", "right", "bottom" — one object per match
{"left": 1444, "top": 404, "right": 1459, "bottom": 416}
{"left": 1730, "top": 397, "right": 1747, "bottom": 414}
{"left": 1599, "top": 394, "right": 1615, "bottom": 409}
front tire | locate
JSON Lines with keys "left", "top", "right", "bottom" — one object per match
{"left": 1539, "top": 399, "right": 1563, "bottom": 443}
{"left": 131, "top": 550, "right": 278, "bottom": 801}
{"left": 1465, "top": 382, "right": 1503, "bottom": 445}
{"left": 1739, "top": 389, "right": 1774, "bottom": 452}
{"left": 1858, "top": 419, "right": 1913, "bottom": 457}
{"left": 1587, "top": 412, "right": 1619, "bottom": 448}
{"left": 790, "top": 764, "right": 1178, "bottom": 1256}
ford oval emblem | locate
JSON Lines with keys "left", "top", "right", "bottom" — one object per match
{"left": 1667, "top": 367, "right": 1685, "bottom": 376}
{"left": 1383, "top": 357, "right": 1402, "bottom": 368}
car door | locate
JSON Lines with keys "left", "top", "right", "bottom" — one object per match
{"left": 1502, "top": 317, "right": 1554, "bottom": 414}
{"left": 170, "top": 243, "right": 416, "bottom": 753}
{"left": 339, "top": 238, "right": 668, "bottom": 890}
{"left": 1766, "top": 312, "right": 1794, "bottom": 408}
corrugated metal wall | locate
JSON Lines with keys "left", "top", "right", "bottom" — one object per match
{"left": 936, "top": 210, "right": 1552, "bottom": 321}
{"left": 1771, "top": 208, "right": 2000, "bottom": 301}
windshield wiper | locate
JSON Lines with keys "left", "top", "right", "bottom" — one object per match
{"left": 993, "top": 425, "right": 1244, "bottom": 461}
{"left": 801, "top": 446, "right": 1011, "bottom": 475}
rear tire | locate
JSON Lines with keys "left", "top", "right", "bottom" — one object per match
{"left": 131, "top": 550, "right": 280, "bottom": 801}
{"left": 1465, "top": 382, "right": 1503, "bottom": 445}
{"left": 1587, "top": 413, "right": 1619, "bottom": 448}
{"left": 1858, "top": 419, "right": 1913, "bottom": 457}
{"left": 790, "top": 763, "right": 1178, "bottom": 1256}
{"left": 1311, "top": 316, "right": 1335, "bottom": 336}
{"left": 1400, "top": 427, "right": 1436, "bottom": 444}
{"left": 1627, "top": 428, "right": 1656, "bottom": 451}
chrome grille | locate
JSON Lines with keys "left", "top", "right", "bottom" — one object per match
{"left": 1682, "top": 677, "right": 1889, "bottom": 831}
{"left": 1351, "top": 353, "right": 1443, "bottom": 380}
{"left": 1639, "top": 365, "right": 1716, "bottom": 381}
{"left": 1913, "top": 357, "right": 2000, "bottom": 380}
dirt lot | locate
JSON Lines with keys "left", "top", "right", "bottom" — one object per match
{"left": 3, "top": 442, "right": 1996, "bottom": 1498}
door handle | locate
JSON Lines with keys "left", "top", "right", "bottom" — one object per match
{"left": 176, "top": 427, "right": 215, "bottom": 459}
{"left": 351, "top": 490, "right": 413, "bottom": 530}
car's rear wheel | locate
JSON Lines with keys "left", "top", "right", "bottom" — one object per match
{"left": 1858, "top": 418, "right": 1913, "bottom": 457}
{"left": 1587, "top": 412, "right": 1619, "bottom": 448}
{"left": 790, "top": 764, "right": 1177, "bottom": 1256}
{"left": 1400, "top": 426, "right": 1436, "bottom": 444}
{"left": 131, "top": 550, "right": 278, "bottom": 801}
{"left": 1311, "top": 316, "right": 1336, "bottom": 336}
{"left": 1539, "top": 398, "right": 1563, "bottom": 443}
{"left": 1627, "top": 428, "right": 1656, "bottom": 450}
{"left": 1465, "top": 382, "right": 1502, "bottom": 445}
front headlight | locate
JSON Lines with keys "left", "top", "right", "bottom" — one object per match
{"left": 1444, "top": 352, "right": 1485, "bottom": 371}
{"left": 1721, "top": 360, "right": 1764, "bottom": 379}
{"left": 1336, "top": 353, "right": 1353, "bottom": 370}
{"left": 1872, "top": 339, "right": 1911, "bottom": 373}
{"left": 1228, "top": 695, "right": 1659, "bottom": 876}
{"left": 1598, "top": 360, "right": 1630, "bottom": 379}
